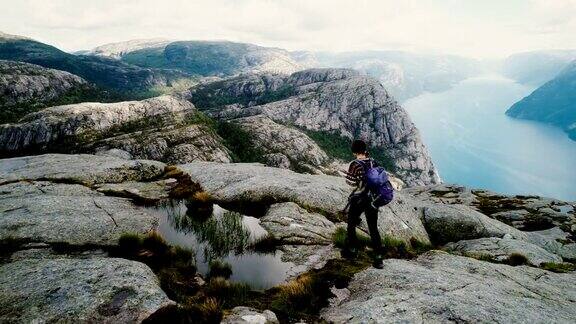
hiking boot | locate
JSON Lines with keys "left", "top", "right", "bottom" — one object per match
{"left": 341, "top": 248, "right": 358, "bottom": 260}
{"left": 372, "top": 256, "right": 384, "bottom": 269}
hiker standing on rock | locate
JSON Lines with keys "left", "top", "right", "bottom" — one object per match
{"left": 343, "top": 140, "right": 395, "bottom": 269}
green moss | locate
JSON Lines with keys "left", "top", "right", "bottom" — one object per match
{"left": 215, "top": 121, "right": 266, "bottom": 162}
{"left": 301, "top": 128, "right": 396, "bottom": 171}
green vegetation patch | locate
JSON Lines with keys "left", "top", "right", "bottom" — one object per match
{"left": 215, "top": 121, "right": 266, "bottom": 163}
{"left": 302, "top": 128, "right": 396, "bottom": 171}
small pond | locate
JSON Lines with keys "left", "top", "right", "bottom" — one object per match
{"left": 150, "top": 200, "right": 294, "bottom": 290}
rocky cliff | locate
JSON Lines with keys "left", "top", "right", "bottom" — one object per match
{"left": 0, "top": 60, "right": 94, "bottom": 123}
{"left": 186, "top": 68, "right": 440, "bottom": 186}
{"left": 0, "top": 95, "right": 232, "bottom": 162}
{"left": 0, "top": 154, "right": 574, "bottom": 323}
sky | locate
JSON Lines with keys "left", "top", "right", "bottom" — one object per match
{"left": 1, "top": 0, "right": 575, "bottom": 58}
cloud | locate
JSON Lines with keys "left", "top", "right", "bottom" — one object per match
{"left": 0, "top": 0, "right": 574, "bottom": 58}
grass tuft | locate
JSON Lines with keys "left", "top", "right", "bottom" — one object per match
{"left": 541, "top": 262, "right": 576, "bottom": 273}
{"left": 208, "top": 260, "right": 233, "bottom": 279}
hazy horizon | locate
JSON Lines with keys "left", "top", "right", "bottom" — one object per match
{"left": 2, "top": 0, "right": 576, "bottom": 59}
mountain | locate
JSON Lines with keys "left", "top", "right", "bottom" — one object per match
{"left": 502, "top": 50, "right": 576, "bottom": 86}
{"left": 84, "top": 39, "right": 303, "bottom": 76}
{"left": 293, "top": 51, "right": 481, "bottom": 101}
{"left": 0, "top": 31, "right": 192, "bottom": 93}
{"left": 185, "top": 68, "right": 440, "bottom": 186}
{"left": 506, "top": 60, "right": 576, "bottom": 141}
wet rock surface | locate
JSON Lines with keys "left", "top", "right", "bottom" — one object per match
{"left": 444, "top": 237, "right": 563, "bottom": 266}
{"left": 0, "top": 257, "right": 174, "bottom": 323}
{"left": 321, "top": 251, "right": 576, "bottom": 323}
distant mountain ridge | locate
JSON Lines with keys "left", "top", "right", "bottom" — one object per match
{"left": 506, "top": 60, "right": 576, "bottom": 141}
{"left": 84, "top": 39, "right": 303, "bottom": 76}
{"left": 502, "top": 50, "right": 576, "bottom": 86}
{"left": 0, "top": 31, "right": 191, "bottom": 93}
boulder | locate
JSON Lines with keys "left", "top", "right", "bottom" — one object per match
{"left": 0, "top": 181, "right": 159, "bottom": 246}
{"left": 526, "top": 228, "right": 576, "bottom": 261}
{"left": 260, "top": 202, "right": 336, "bottom": 245}
{"left": 0, "top": 257, "right": 174, "bottom": 323}
{"left": 321, "top": 251, "right": 576, "bottom": 323}
{"left": 444, "top": 237, "right": 563, "bottom": 266}
{"left": 221, "top": 306, "right": 279, "bottom": 324}
{"left": 262, "top": 153, "right": 291, "bottom": 169}
{"left": 423, "top": 204, "right": 527, "bottom": 245}
{"left": 0, "top": 153, "right": 166, "bottom": 186}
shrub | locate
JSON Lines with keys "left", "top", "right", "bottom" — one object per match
{"left": 142, "top": 231, "right": 170, "bottom": 256}
{"left": 118, "top": 233, "right": 143, "bottom": 254}
{"left": 506, "top": 253, "right": 529, "bottom": 266}
{"left": 204, "top": 277, "right": 251, "bottom": 309}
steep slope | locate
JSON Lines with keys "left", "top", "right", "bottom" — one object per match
{"left": 503, "top": 50, "right": 576, "bottom": 86}
{"left": 0, "top": 31, "right": 191, "bottom": 93}
{"left": 0, "top": 60, "right": 96, "bottom": 123}
{"left": 86, "top": 39, "right": 302, "bottom": 76}
{"left": 186, "top": 68, "right": 440, "bottom": 186}
{"left": 295, "top": 51, "right": 481, "bottom": 101}
{"left": 506, "top": 60, "right": 576, "bottom": 141}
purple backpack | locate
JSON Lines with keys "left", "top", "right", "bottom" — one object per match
{"left": 358, "top": 159, "right": 394, "bottom": 207}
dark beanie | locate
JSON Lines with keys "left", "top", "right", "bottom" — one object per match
{"left": 351, "top": 139, "right": 367, "bottom": 154}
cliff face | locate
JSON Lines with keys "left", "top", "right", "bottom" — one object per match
{"left": 506, "top": 60, "right": 576, "bottom": 141}
{"left": 187, "top": 68, "right": 440, "bottom": 186}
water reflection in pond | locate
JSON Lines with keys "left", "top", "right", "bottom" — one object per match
{"left": 152, "top": 200, "right": 294, "bottom": 289}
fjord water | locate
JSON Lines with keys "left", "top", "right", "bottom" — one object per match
{"left": 404, "top": 75, "right": 576, "bottom": 201}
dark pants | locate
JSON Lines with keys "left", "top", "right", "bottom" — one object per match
{"left": 347, "top": 194, "right": 382, "bottom": 254}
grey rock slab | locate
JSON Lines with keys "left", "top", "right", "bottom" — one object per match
{"left": 526, "top": 228, "right": 576, "bottom": 261}
{"left": 96, "top": 178, "right": 177, "bottom": 202}
{"left": 0, "top": 181, "right": 159, "bottom": 246}
{"left": 0, "top": 257, "right": 174, "bottom": 323}
{"left": 221, "top": 306, "right": 279, "bottom": 324}
{"left": 0, "top": 153, "right": 166, "bottom": 186}
{"left": 260, "top": 202, "right": 336, "bottom": 245}
{"left": 444, "top": 237, "right": 563, "bottom": 266}
{"left": 321, "top": 251, "right": 576, "bottom": 323}
{"left": 423, "top": 204, "right": 527, "bottom": 245}
{"left": 174, "top": 161, "right": 351, "bottom": 216}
